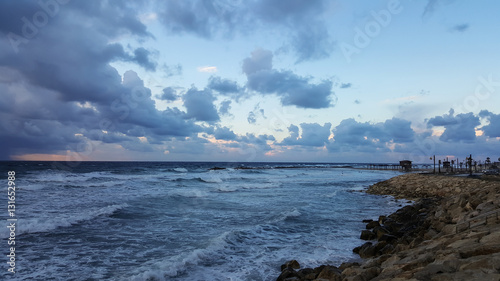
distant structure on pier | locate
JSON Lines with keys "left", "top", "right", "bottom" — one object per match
{"left": 399, "top": 160, "right": 412, "bottom": 172}
{"left": 443, "top": 160, "right": 451, "bottom": 173}
{"left": 366, "top": 160, "right": 413, "bottom": 171}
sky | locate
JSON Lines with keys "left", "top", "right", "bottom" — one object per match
{"left": 1, "top": 0, "right": 500, "bottom": 163}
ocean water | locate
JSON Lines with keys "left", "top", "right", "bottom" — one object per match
{"left": 0, "top": 162, "right": 405, "bottom": 281}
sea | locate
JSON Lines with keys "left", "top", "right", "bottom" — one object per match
{"left": 0, "top": 161, "right": 407, "bottom": 281}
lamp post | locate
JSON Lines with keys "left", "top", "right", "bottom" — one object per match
{"left": 430, "top": 155, "right": 436, "bottom": 174}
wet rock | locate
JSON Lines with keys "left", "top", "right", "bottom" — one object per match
{"left": 315, "top": 266, "right": 341, "bottom": 281}
{"left": 281, "top": 260, "right": 300, "bottom": 271}
{"left": 378, "top": 215, "right": 387, "bottom": 224}
{"left": 358, "top": 242, "right": 377, "bottom": 258}
{"left": 374, "top": 226, "right": 391, "bottom": 240}
{"left": 380, "top": 243, "right": 395, "bottom": 255}
{"left": 277, "top": 267, "right": 301, "bottom": 281}
{"left": 365, "top": 220, "right": 380, "bottom": 229}
{"left": 379, "top": 234, "right": 398, "bottom": 243}
{"left": 209, "top": 167, "right": 226, "bottom": 170}
{"left": 297, "top": 268, "right": 316, "bottom": 280}
{"left": 360, "top": 230, "right": 376, "bottom": 240}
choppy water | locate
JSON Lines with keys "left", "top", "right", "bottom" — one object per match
{"left": 0, "top": 161, "right": 405, "bottom": 280}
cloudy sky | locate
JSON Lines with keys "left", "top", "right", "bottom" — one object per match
{"left": 1, "top": 0, "right": 500, "bottom": 163}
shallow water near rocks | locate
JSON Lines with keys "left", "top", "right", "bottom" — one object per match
{"left": 0, "top": 161, "right": 406, "bottom": 281}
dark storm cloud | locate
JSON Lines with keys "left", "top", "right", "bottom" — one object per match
{"left": 251, "top": 0, "right": 324, "bottom": 22}
{"left": 0, "top": 1, "right": 154, "bottom": 106}
{"left": 152, "top": 108, "right": 202, "bottom": 137}
{"left": 246, "top": 70, "right": 334, "bottom": 109}
{"left": 130, "top": 47, "right": 157, "bottom": 71}
{"left": 182, "top": 87, "right": 220, "bottom": 122}
{"left": 218, "top": 100, "right": 232, "bottom": 116}
{"left": 328, "top": 118, "right": 415, "bottom": 152}
{"left": 239, "top": 133, "right": 275, "bottom": 152}
{"left": 0, "top": 1, "right": 204, "bottom": 159}
{"left": 0, "top": 118, "right": 82, "bottom": 157}
{"left": 157, "top": 0, "right": 332, "bottom": 62}
{"left": 330, "top": 119, "right": 385, "bottom": 151}
{"left": 383, "top": 118, "right": 415, "bottom": 143}
{"left": 207, "top": 76, "right": 245, "bottom": 100}
{"left": 159, "top": 87, "right": 178, "bottom": 101}
{"left": 242, "top": 48, "right": 273, "bottom": 76}
{"left": 214, "top": 126, "right": 237, "bottom": 141}
{"left": 251, "top": 0, "right": 332, "bottom": 62}
{"left": 243, "top": 49, "right": 335, "bottom": 109}
{"left": 158, "top": 0, "right": 239, "bottom": 38}
{"left": 281, "top": 123, "right": 332, "bottom": 147}
{"left": 291, "top": 21, "right": 333, "bottom": 62}
{"left": 427, "top": 109, "right": 480, "bottom": 142}
{"left": 479, "top": 110, "right": 500, "bottom": 138}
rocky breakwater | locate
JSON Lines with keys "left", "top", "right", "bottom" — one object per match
{"left": 276, "top": 174, "right": 500, "bottom": 281}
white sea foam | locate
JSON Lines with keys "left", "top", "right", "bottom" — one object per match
{"left": 215, "top": 185, "right": 238, "bottom": 192}
{"left": 174, "top": 168, "right": 188, "bottom": 173}
{"left": 7, "top": 163, "right": 407, "bottom": 281}
{"left": 0, "top": 204, "right": 128, "bottom": 237}
{"left": 169, "top": 189, "right": 208, "bottom": 198}
{"left": 198, "top": 176, "right": 223, "bottom": 183}
{"left": 127, "top": 230, "right": 237, "bottom": 281}
{"left": 273, "top": 208, "right": 302, "bottom": 223}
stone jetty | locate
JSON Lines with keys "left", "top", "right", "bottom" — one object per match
{"left": 276, "top": 173, "right": 500, "bottom": 281}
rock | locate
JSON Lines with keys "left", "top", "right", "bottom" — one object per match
{"left": 277, "top": 174, "right": 500, "bottom": 281}
{"left": 359, "top": 267, "right": 381, "bottom": 280}
{"left": 352, "top": 245, "right": 362, "bottom": 254}
{"left": 478, "top": 200, "right": 496, "bottom": 212}
{"left": 297, "top": 268, "right": 316, "bottom": 280}
{"left": 366, "top": 220, "right": 380, "bottom": 229}
{"left": 378, "top": 215, "right": 387, "bottom": 224}
{"left": 430, "top": 271, "right": 500, "bottom": 281}
{"left": 341, "top": 266, "right": 363, "bottom": 278}
{"left": 381, "top": 254, "right": 401, "bottom": 268}
{"left": 379, "top": 234, "right": 398, "bottom": 243}
{"left": 447, "top": 238, "right": 477, "bottom": 250}
{"left": 464, "top": 202, "right": 474, "bottom": 211}
{"left": 374, "top": 226, "right": 391, "bottom": 240}
{"left": 313, "top": 265, "right": 326, "bottom": 276}
{"left": 413, "top": 262, "right": 457, "bottom": 280}
{"left": 459, "top": 253, "right": 500, "bottom": 272}
{"left": 277, "top": 268, "right": 301, "bottom": 281}
{"left": 480, "top": 231, "right": 500, "bottom": 244}
{"left": 358, "top": 242, "right": 377, "bottom": 258}
{"left": 316, "top": 266, "right": 341, "bottom": 281}
{"left": 281, "top": 260, "right": 300, "bottom": 271}
{"left": 209, "top": 167, "right": 226, "bottom": 170}
{"left": 380, "top": 243, "right": 395, "bottom": 255}
{"left": 338, "top": 262, "right": 360, "bottom": 271}
{"left": 360, "top": 230, "right": 376, "bottom": 240}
